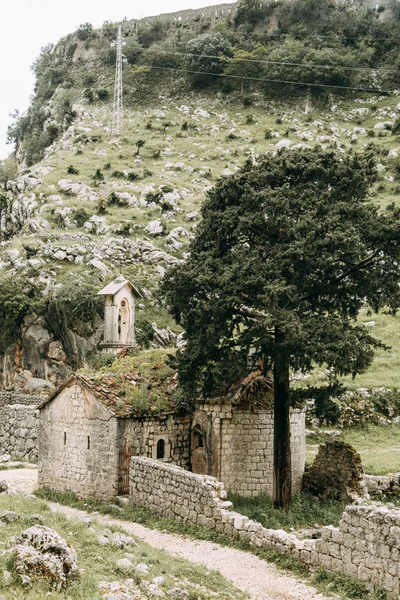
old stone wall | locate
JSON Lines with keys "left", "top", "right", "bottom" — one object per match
{"left": 120, "top": 415, "right": 190, "bottom": 468}
{"left": 38, "top": 384, "right": 119, "bottom": 500}
{"left": 220, "top": 407, "right": 305, "bottom": 497}
{"left": 126, "top": 2, "right": 238, "bottom": 31}
{"left": 0, "top": 392, "right": 40, "bottom": 461}
{"left": 193, "top": 404, "right": 305, "bottom": 498}
{"left": 303, "top": 440, "right": 367, "bottom": 499}
{"left": 364, "top": 473, "right": 400, "bottom": 497}
{"left": 129, "top": 458, "right": 400, "bottom": 599}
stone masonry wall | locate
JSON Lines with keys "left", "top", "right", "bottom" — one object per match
{"left": 120, "top": 414, "right": 190, "bottom": 469}
{"left": 198, "top": 404, "right": 305, "bottom": 498}
{"left": 0, "top": 392, "right": 40, "bottom": 461}
{"left": 130, "top": 458, "right": 400, "bottom": 599}
{"left": 38, "top": 384, "right": 119, "bottom": 500}
{"left": 126, "top": 2, "right": 238, "bottom": 30}
{"left": 365, "top": 473, "right": 400, "bottom": 497}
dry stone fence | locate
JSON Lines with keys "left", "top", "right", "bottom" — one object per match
{"left": 129, "top": 457, "right": 400, "bottom": 599}
{"left": 0, "top": 392, "right": 39, "bottom": 461}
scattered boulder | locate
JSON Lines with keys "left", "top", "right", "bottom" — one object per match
{"left": 135, "top": 562, "right": 150, "bottom": 574}
{"left": 58, "top": 179, "right": 99, "bottom": 201}
{"left": 84, "top": 215, "right": 109, "bottom": 235}
{"left": 11, "top": 526, "right": 78, "bottom": 591}
{"left": 29, "top": 514, "right": 46, "bottom": 525}
{"left": 116, "top": 558, "right": 134, "bottom": 573}
{"left": 98, "top": 580, "right": 146, "bottom": 599}
{"left": 0, "top": 481, "right": 8, "bottom": 494}
{"left": 111, "top": 532, "right": 138, "bottom": 548}
{"left": 145, "top": 219, "right": 165, "bottom": 236}
{"left": 152, "top": 323, "right": 177, "bottom": 348}
{"left": 87, "top": 258, "right": 110, "bottom": 275}
{"left": 24, "top": 378, "right": 56, "bottom": 394}
{"left": 0, "top": 511, "right": 19, "bottom": 523}
{"left": 185, "top": 211, "right": 199, "bottom": 221}
{"left": 167, "top": 588, "right": 190, "bottom": 599}
{"left": 97, "top": 535, "right": 110, "bottom": 546}
{"left": 0, "top": 455, "right": 11, "bottom": 463}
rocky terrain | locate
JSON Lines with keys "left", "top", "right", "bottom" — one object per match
{"left": 2, "top": 0, "right": 400, "bottom": 392}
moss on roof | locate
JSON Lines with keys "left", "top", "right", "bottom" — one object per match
{"left": 79, "top": 349, "right": 179, "bottom": 417}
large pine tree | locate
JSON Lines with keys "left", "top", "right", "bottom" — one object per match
{"left": 162, "top": 148, "right": 400, "bottom": 508}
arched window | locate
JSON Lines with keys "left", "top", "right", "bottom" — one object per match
{"left": 156, "top": 439, "right": 165, "bottom": 459}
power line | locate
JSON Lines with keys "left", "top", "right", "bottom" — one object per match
{"left": 158, "top": 50, "right": 400, "bottom": 74}
{"left": 139, "top": 64, "right": 390, "bottom": 94}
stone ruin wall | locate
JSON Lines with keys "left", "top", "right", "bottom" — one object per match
{"left": 125, "top": 2, "right": 238, "bottom": 31}
{"left": 130, "top": 457, "right": 400, "bottom": 599}
{"left": 303, "top": 439, "right": 367, "bottom": 499}
{"left": 123, "top": 0, "right": 391, "bottom": 35}
{"left": 0, "top": 392, "right": 40, "bottom": 462}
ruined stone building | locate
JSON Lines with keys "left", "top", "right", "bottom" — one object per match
{"left": 37, "top": 372, "right": 305, "bottom": 500}
{"left": 38, "top": 275, "right": 305, "bottom": 500}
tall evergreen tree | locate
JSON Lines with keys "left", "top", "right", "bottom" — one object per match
{"left": 162, "top": 148, "right": 400, "bottom": 508}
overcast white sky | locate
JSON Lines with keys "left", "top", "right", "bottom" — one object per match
{"left": 0, "top": 0, "right": 236, "bottom": 159}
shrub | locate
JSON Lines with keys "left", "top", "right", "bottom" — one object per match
{"left": 185, "top": 33, "right": 232, "bottom": 88}
{"left": 47, "top": 280, "right": 103, "bottom": 339}
{"left": 76, "top": 22, "right": 93, "bottom": 41}
{"left": 73, "top": 208, "right": 90, "bottom": 227}
{"left": 0, "top": 274, "right": 46, "bottom": 351}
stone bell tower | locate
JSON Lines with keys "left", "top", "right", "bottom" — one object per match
{"left": 98, "top": 275, "right": 142, "bottom": 354}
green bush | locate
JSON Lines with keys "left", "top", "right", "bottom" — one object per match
{"left": 185, "top": 33, "right": 232, "bottom": 88}
{"left": 47, "top": 281, "right": 103, "bottom": 339}
{"left": 0, "top": 274, "right": 46, "bottom": 351}
{"left": 76, "top": 22, "right": 93, "bottom": 41}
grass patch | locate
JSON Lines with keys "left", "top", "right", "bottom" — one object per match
{"left": 0, "top": 492, "right": 247, "bottom": 599}
{"left": 311, "top": 568, "right": 388, "bottom": 600}
{"left": 228, "top": 491, "right": 347, "bottom": 531}
{"left": 341, "top": 423, "right": 400, "bottom": 475}
{"left": 306, "top": 423, "right": 400, "bottom": 475}
{"left": 35, "top": 488, "right": 388, "bottom": 600}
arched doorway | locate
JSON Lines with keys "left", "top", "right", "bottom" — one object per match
{"left": 191, "top": 424, "right": 207, "bottom": 475}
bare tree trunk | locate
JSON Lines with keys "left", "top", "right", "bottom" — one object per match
{"left": 273, "top": 328, "right": 292, "bottom": 509}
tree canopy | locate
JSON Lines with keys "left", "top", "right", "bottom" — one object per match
{"left": 162, "top": 147, "right": 400, "bottom": 507}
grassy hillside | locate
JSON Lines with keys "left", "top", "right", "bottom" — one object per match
{"left": 2, "top": 0, "right": 400, "bottom": 391}
{"left": 3, "top": 94, "right": 400, "bottom": 386}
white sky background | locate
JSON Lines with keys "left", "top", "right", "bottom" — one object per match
{"left": 0, "top": 0, "right": 236, "bottom": 159}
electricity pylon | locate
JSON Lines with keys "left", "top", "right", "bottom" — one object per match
{"left": 111, "top": 26, "right": 126, "bottom": 136}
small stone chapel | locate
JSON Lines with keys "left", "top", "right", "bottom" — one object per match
{"left": 37, "top": 276, "right": 306, "bottom": 501}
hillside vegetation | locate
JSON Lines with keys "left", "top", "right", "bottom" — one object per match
{"left": 1, "top": 0, "right": 400, "bottom": 394}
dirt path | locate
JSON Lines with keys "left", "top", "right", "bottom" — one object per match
{"left": 0, "top": 467, "right": 38, "bottom": 494}
{"left": 5, "top": 468, "right": 329, "bottom": 600}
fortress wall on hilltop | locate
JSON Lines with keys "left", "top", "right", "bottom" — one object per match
{"left": 125, "top": 2, "right": 239, "bottom": 30}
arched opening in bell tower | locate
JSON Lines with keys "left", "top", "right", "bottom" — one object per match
{"left": 118, "top": 299, "right": 130, "bottom": 344}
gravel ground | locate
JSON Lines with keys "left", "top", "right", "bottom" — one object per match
{"left": 0, "top": 467, "right": 38, "bottom": 494}
{"left": 3, "top": 468, "right": 330, "bottom": 600}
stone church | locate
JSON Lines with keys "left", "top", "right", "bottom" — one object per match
{"left": 37, "top": 277, "right": 306, "bottom": 501}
